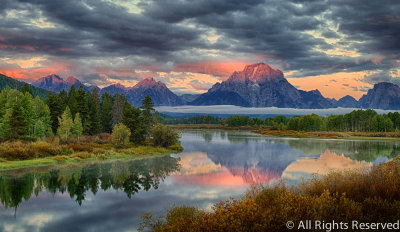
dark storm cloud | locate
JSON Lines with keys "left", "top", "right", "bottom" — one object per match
{"left": 0, "top": 0, "right": 398, "bottom": 86}
{"left": 364, "top": 70, "right": 400, "bottom": 86}
{"left": 329, "top": 0, "right": 400, "bottom": 56}
{"left": 0, "top": 0, "right": 205, "bottom": 59}
{"left": 142, "top": 0, "right": 266, "bottom": 23}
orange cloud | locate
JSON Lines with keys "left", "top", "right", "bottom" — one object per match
{"left": 175, "top": 61, "right": 251, "bottom": 78}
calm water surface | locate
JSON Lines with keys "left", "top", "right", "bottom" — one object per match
{"left": 1, "top": 130, "right": 399, "bottom": 231}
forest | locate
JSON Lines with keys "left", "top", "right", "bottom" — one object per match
{"left": 0, "top": 85, "right": 181, "bottom": 163}
{"left": 166, "top": 110, "right": 400, "bottom": 133}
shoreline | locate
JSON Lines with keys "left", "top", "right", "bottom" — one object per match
{"left": 0, "top": 145, "right": 182, "bottom": 171}
{"left": 171, "top": 124, "right": 400, "bottom": 140}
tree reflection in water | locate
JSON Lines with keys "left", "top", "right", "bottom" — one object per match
{"left": 0, "top": 155, "right": 180, "bottom": 212}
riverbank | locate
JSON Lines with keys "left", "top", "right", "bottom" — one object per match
{"left": 170, "top": 124, "right": 400, "bottom": 140}
{"left": 0, "top": 140, "right": 183, "bottom": 171}
{"left": 257, "top": 129, "right": 400, "bottom": 140}
{"left": 139, "top": 155, "right": 400, "bottom": 231}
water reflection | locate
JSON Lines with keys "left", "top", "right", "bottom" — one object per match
{"left": 179, "top": 131, "right": 400, "bottom": 186}
{"left": 0, "top": 155, "right": 180, "bottom": 210}
{"left": 0, "top": 130, "right": 399, "bottom": 231}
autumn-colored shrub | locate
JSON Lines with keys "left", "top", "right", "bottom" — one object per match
{"left": 53, "top": 155, "right": 69, "bottom": 162}
{"left": 67, "top": 143, "right": 93, "bottom": 152}
{"left": 139, "top": 156, "right": 400, "bottom": 232}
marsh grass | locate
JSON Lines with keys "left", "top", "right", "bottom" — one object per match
{"left": 0, "top": 134, "right": 183, "bottom": 170}
{"left": 139, "top": 156, "right": 400, "bottom": 232}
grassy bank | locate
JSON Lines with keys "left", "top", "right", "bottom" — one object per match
{"left": 0, "top": 135, "right": 183, "bottom": 170}
{"left": 139, "top": 156, "right": 400, "bottom": 232}
{"left": 169, "top": 124, "right": 254, "bottom": 130}
{"left": 171, "top": 124, "right": 400, "bottom": 140}
{"left": 257, "top": 129, "right": 400, "bottom": 140}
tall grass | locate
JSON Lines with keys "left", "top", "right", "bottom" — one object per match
{"left": 139, "top": 156, "right": 400, "bottom": 232}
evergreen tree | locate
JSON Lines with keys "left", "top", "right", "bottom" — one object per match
{"left": 20, "top": 83, "right": 33, "bottom": 95}
{"left": 75, "top": 86, "right": 89, "bottom": 134}
{"left": 123, "top": 103, "right": 146, "bottom": 144}
{"left": 68, "top": 85, "right": 78, "bottom": 119}
{"left": 111, "top": 94, "right": 126, "bottom": 127}
{"left": 57, "top": 107, "right": 74, "bottom": 141}
{"left": 73, "top": 113, "right": 83, "bottom": 141}
{"left": 34, "top": 96, "right": 53, "bottom": 137}
{"left": 100, "top": 92, "right": 113, "bottom": 133}
{"left": 87, "top": 88, "right": 101, "bottom": 135}
{"left": 7, "top": 101, "right": 28, "bottom": 140}
{"left": 46, "top": 92, "right": 65, "bottom": 133}
{"left": 58, "top": 89, "right": 68, "bottom": 107}
{"left": 140, "top": 95, "right": 155, "bottom": 137}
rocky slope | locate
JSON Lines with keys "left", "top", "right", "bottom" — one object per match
{"left": 359, "top": 82, "right": 400, "bottom": 110}
{"left": 191, "top": 63, "right": 334, "bottom": 108}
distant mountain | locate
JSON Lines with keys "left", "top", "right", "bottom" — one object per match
{"left": 337, "top": 95, "right": 359, "bottom": 108}
{"left": 191, "top": 63, "right": 334, "bottom": 108}
{"left": 13, "top": 70, "right": 400, "bottom": 110}
{"left": 126, "top": 78, "right": 184, "bottom": 107}
{"left": 100, "top": 83, "right": 129, "bottom": 96}
{"left": 359, "top": 82, "right": 400, "bottom": 110}
{"left": 32, "top": 74, "right": 90, "bottom": 92}
{"left": 179, "top": 94, "right": 201, "bottom": 103}
{"left": 0, "top": 73, "right": 49, "bottom": 99}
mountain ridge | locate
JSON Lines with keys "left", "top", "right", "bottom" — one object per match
{"left": 8, "top": 63, "right": 400, "bottom": 109}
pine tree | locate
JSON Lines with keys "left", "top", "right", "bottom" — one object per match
{"left": 7, "top": 101, "right": 28, "bottom": 140}
{"left": 73, "top": 113, "right": 83, "bottom": 141}
{"left": 140, "top": 95, "right": 155, "bottom": 137}
{"left": 57, "top": 107, "right": 74, "bottom": 141}
{"left": 75, "top": 86, "right": 89, "bottom": 134}
{"left": 111, "top": 94, "right": 126, "bottom": 127}
{"left": 34, "top": 96, "right": 53, "bottom": 137}
{"left": 87, "top": 88, "right": 101, "bottom": 135}
{"left": 100, "top": 92, "right": 113, "bottom": 133}
{"left": 20, "top": 83, "right": 33, "bottom": 96}
{"left": 123, "top": 103, "right": 146, "bottom": 144}
{"left": 46, "top": 92, "right": 65, "bottom": 133}
{"left": 58, "top": 89, "right": 68, "bottom": 107}
{"left": 68, "top": 85, "right": 78, "bottom": 119}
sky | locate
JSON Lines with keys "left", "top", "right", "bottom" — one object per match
{"left": 0, "top": 0, "right": 399, "bottom": 100}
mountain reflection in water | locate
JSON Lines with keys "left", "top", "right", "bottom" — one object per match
{"left": 0, "top": 130, "right": 398, "bottom": 232}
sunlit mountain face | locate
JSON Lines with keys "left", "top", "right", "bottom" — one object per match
{"left": 0, "top": 0, "right": 398, "bottom": 100}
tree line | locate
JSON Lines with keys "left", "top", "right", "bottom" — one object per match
{"left": 0, "top": 85, "right": 177, "bottom": 146}
{"left": 163, "top": 109, "right": 400, "bottom": 133}
{"left": 224, "top": 110, "right": 400, "bottom": 132}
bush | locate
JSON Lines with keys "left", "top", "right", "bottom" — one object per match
{"left": 151, "top": 124, "right": 179, "bottom": 148}
{"left": 53, "top": 155, "right": 69, "bottom": 162}
{"left": 111, "top": 123, "right": 131, "bottom": 148}
{"left": 169, "top": 144, "right": 184, "bottom": 152}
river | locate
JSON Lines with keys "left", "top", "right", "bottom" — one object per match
{"left": 0, "top": 130, "right": 398, "bottom": 231}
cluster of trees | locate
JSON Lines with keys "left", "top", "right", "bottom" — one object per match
{"left": 45, "top": 86, "right": 166, "bottom": 145}
{"left": 164, "top": 115, "right": 223, "bottom": 125}
{"left": 0, "top": 87, "right": 53, "bottom": 141}
{"left": 222, "top": 110, "right": 400, "bottom": 132}
{"left": 0, "top": 85, "right": 179, "bottom": 147}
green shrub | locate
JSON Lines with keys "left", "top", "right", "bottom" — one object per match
{"left": 111, "top": 123, "right": 131, "bottom": 148}
{"left": 151, "top": 124, "right": 179, "bottom": 148}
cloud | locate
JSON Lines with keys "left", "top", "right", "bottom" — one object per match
{"left": 0, "top": 0, "right": 398, "bottom": 95}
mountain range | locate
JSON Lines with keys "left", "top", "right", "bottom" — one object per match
{"left": 0, "top": 73, "right": 49, "bottom": 99}
{"left": 4, "top": 63, "right": 400, "bottom": 110}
